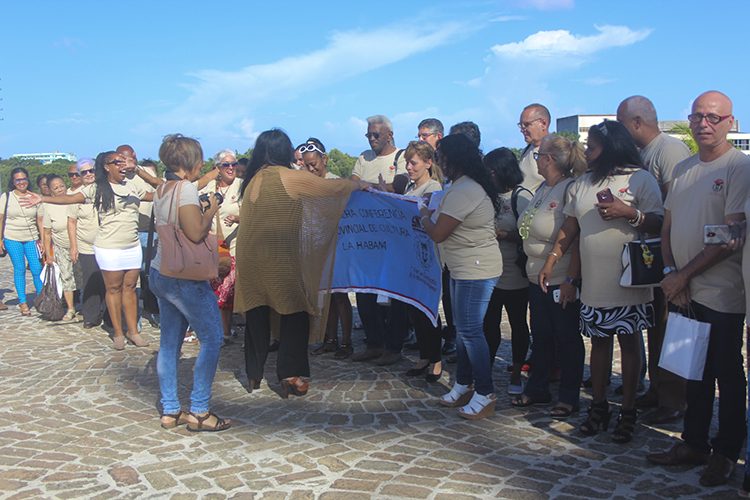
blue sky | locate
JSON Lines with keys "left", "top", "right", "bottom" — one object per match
{"left": 1, "top": 0, "right": 748, "bottom": 161}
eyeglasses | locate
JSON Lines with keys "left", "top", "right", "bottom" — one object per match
{"left": 13, "top": 177, "right": 29, "bottom": 184}
{"left": 217, "top": 161, "right": 239, "bottom": 169}
{"left": 365, "top": 132, "right": 388, "bottom": 140}
{"left": 299, "top": 144, "right": 325, "bottom": 155}
{"left": 533, "top": 152, "right": 555, "bottom": 161}
{"left": 68, "top": 172, "right": 81, "bottom": 178}
{"left": 106, "top": 160, "right": 125, "bottom": 166}
{"left": 517, "top": 118, "right": 543, "bottom": 130}
{"left": 80, "top": 168, "right": 95, "bottom": 176}
{"left": 416, "top": 132, "right": 436, "bottom": 140}
{"left": 687, "top": 113, "right": 732, "bottom": 125}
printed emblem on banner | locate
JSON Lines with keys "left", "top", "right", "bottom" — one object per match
{"left": 411, "top": 216, "right": 434, "bottom": 270}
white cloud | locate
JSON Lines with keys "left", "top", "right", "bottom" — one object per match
{"left": 238, "top": 118, "right": 259, "bottom": 142}
{"left": 46, "top": 117, "right": 90, "bottom": 124}
{"left": 578, "top": 77, "right": 616, "bottom": 86}
{"left": 139, "top": 22, "right": 471, "bottom": 141}
{"left": 490, "top": 25, "right": 652, "bottom": 64}
{"left": 489, "top": 15, "right": 529, "bottom": 22}
{"left": 511, "top": 0, "right": 575, "bottom": 10}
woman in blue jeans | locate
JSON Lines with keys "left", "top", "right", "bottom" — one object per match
{"left": 150, "top": 134, "right": 230, "bottom": 432}
{"left": 512, "top": 134, "right": 586, "bottom": 418}
{"left": 419, "top": 134, "right": 502, "bottom": 419}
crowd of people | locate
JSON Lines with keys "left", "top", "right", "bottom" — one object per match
{"left": 3, "top": 89, "right": 750, "bottom": 492}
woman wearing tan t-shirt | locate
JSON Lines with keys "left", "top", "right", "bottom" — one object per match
{"left": 420, "top": 134, "right": 502, "bottom": 420}
{"left": 0, "top": 167, "right": 44, "bottom": 315}
{"left": 23, "top": 151, "right": 154, "bottom": 350}
{"left": 539, "top": 121, "right": 663, "bottom": 443}
{"left": 513, "top": 135, "right": 586, "bottom": 419}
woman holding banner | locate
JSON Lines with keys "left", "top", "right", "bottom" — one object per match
{"left": 401, "top": 140, "right": 445, "bottom": 382}
{"left": 419, "top": 133, "right": 502, "bottom": 419}
{"left": 236, "top": 129, "right": 373, "bottom": 398}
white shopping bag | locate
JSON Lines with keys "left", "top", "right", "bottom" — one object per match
{"left": 658, "top": 311, "right": 711, "bottom": 381}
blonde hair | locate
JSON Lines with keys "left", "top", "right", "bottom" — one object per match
{"left": 405, "top": 140, "right": 443, "bottom": 185}
{"left": 542, "top": 135, "right": 587, "bottom": 178}
{"left": 159, "top": 134, "right": 203, "bottom": 172}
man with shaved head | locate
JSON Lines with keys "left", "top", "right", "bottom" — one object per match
{"left": 617, "top": 96, "right": 691, "bottom": 426}
{"left": 517, "top": 103, "right": 550, "bottom": 192}
{"left": 647, "top": 91, "right": 750, "bottom": 488}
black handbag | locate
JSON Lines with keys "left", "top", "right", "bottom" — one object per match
{"left": 140, "top": 208, "right": 160, "bottom": 316}
{"left": 620, "top": 235, "right": 663, "bottom": 288}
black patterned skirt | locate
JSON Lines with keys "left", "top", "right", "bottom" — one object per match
{"left": 579, "top": 303, "right": 652, "bottom": 338}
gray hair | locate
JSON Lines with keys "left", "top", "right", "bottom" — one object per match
{"left": 366, "top": 115, "right": 393, "bottom": 132}
{"left": 621, "top": 96, "right": 658, "bottom": 126}
{"left": 213, "top": 149, "right": 235, "bottom": 164}
{"left": 418, "top": 118, "right": 444, "bottom": 135}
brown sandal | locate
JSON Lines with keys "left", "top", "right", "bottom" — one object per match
{"left": 281, "top": 377, "right": 309, "bottom": 398}
{"left": 161, "top": 411, "right": 189, "bottom": 429}
{"left": 187, "top": 411, "right": 231, "bottom": 432}
{"left": 333, "top": 343, "right": 353, "bottom": 359}
{"left": 312, "top": 338, "right": 338, "bottom": 355}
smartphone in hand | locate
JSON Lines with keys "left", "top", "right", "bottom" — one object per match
{"left": 704, "top": 224, "right": 742, "bottom": 245}
{"left": 596, "top": 188, "right": 614, "bottom": 204}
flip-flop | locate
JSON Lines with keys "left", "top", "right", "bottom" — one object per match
{"left": 183, "top": 334, "right": 198, "bottom": 344}
{"left": 511, "top": 394, "right": 553, "bottom": 408}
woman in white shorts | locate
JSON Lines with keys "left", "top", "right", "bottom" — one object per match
{"left": 23, "top": 151, "right": 154, "bottom": 350}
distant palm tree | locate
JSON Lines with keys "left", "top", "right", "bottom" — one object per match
{"left": 669, "top": 123, "right": 698, "bottom": 154}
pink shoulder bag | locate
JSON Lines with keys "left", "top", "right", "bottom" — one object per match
{"left": 156, "top": 181, "right": 219, "bottom": 281}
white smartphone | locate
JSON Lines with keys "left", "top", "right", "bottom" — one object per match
{"left": 553, "top": 288, "right": 580, "bottom": 303}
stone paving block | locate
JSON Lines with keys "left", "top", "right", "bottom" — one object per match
{"left": 379, "top": 483, "right": 432, "bottom": 498}
{"left": 317, "top": 456, "right": 349, "bottom": 473}
{"left": 343, "top": 470, "right": 394, "bottom": 482}
{"left": 495, "top": 489, "right": 550, "bottom": 500}
{"left": 276, "top": 470, "right": 325, "bottom": 485}
{"left": 6, "top": 489, "right": 45, "bottom": 500}
{"left": 390, "top": 474, "right": 439, "bottom": 488}
{"left": 144, "top": 471, "right": 178, "bottom": 490}
{"left": 331, "top": 478, "right": 379, "bottom": 492}
{"left": 108, "top": 465, "right": 140, "bottom": 486}
{"left": 319, "top": 492, "right": 371, "bottom": 500}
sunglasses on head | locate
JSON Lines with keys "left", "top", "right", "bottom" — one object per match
{"left": 299, "top": 144, "right": 325, "bottom": 155}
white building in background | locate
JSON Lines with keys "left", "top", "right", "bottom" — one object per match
{"left": 556, "top": 115, "right": 750, "bottom": 156}
{"left": 12, "top": 151, "right": 77, "bottom": 163}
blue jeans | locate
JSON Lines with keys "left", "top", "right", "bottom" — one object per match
{"left": 677, "top": 301, "right": 746, "bottom": 461}
{"left": 5, "top": 239, "right": 43, "bottom": 304}
{"left": 150, "top": 267, "right": 223, "bottom": 415}
{"left": 525, "top": 283, "right": 583, "bottom": 406}
{"left": 451, "top": 276, "right": 497, "bottom": 395}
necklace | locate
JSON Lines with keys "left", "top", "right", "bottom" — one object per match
{"left": 518, "top": 176, "right": 568, "bottom": 240}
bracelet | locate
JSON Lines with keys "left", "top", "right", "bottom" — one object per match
{"left": 629, "top": 209, "right": 643, "bottom": 227}
{"left": 549, "top": 251, "right": 560, "bottom": 263}
{"left": 565, "top": 276, "right": 573, "bottom": 283}
{"left": 420, "top": 215, "right": 431, "bottom": 223}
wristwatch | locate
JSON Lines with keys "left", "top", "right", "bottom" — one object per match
{"left": 662, "top": 266, "right": 677, "bottom": 275}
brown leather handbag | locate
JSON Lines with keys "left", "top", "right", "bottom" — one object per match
{"left": 156, "top": 181, "right": 219, "bottom": 281}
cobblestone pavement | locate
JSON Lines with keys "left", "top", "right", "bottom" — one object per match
{"left": 0, "top": 257, "right": 738, "bottom": 499}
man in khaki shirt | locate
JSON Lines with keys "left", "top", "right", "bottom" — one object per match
{"left": 647, "top": 91, "right": 750, "bottom": 488}
{"left": 517, "top": 104, "right": 550, "bottom": 193}
{"left": 617, "top": 96, "right": 691, "bottom": 425}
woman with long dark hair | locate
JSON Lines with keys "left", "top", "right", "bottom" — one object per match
{"left": 236, "top": 129, "right": 373, "bottom": 398}
{"left": 419, "top": 133, "right": 502, "bottom": 419}
{"left": 0, "top": 167, "right": 44, "bottom": 315}
{"left": 539, "top": 121, "right": 663, "bottom": 442}
{"left": 22, "top": 151, "right": 154, "bottom": 349}
{"left": 482, "top": 148, "right": 531, "bottom": 395}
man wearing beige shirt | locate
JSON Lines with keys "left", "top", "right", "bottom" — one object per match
{"left": 517, "top": 104, "right": 550, "bottom": 193}
{"left": 617, "top": 96, "right": 691, "bottom": 425}
{"left": 647, "top": 91, "right": 750, "bottom": 488}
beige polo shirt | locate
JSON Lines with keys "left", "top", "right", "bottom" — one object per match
{"left": 352, "top": 149, "right": 407, "bottom": 184}
{"left": 43, "top": 203, "right": 72, "bottom": 249}
{"left": 665, "top": 147, "right": 750, "bottom": 314}
{"left": 0, "top": 192, "right": 41, "bottom": 242}
{"left": 200, "top": 179, "right": 242, "bottom": 257}
{"left": 81, "top": 181, "right": 145, "bottom": 250}
{"left": 67, "top": 201, "right": 98, "bottom": 255}
{"left": 564, "top": 169, "right": 663, "bottom": 308}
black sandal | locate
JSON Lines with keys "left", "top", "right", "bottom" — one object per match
{"left": 161, "top": 411, "right": 188, "bottom": 429}
{"left": 611, "top": 408, "right": 637, "bottom": 443}
{"left": 312, "top": 338, "right": 338, "bottom": 355}
{"left": 187, "top": 411, "right": 231, "bottom": 432}
{"left": 333, "top": 343, "right": 353, "bottom": 360}
{"left": 580, "top": 400, "right": 611, "bottom": 435}
{"left": 550, "top": 405, "right": 579, "bottom": 420}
